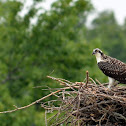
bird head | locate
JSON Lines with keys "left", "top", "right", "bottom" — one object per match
{"left": 92, "top": 48, "right": 103, "bottom": 55}
{"left": 92, "top": 48, "right": 104, "bottom": 63}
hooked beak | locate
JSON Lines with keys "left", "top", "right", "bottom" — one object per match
{"left": 92, "top": 51, "right": 95, "bottom": 55}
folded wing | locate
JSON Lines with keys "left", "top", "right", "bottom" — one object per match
{"left": 98, "top": 60, "right": 126, "bottom": 84}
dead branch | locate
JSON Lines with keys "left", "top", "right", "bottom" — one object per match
{"left": 85, "top": 71, "right": 89, "bottom": 87}
{"left": 43, "top": 75, "right": 126, "bottom": 126}
{"left": 0, "top": 86, "right": 78, "bottom": 114}
{"left": 1, "top": 73, "right": 126, "bottom": 126}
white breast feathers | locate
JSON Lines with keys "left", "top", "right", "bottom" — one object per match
{"left": 95, "top": 53, "right": 104, "bottom": 63}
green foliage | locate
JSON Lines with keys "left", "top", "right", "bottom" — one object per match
{"left": 86, "top": 11, "right": 126, "bottom": 62}
{"left": 0, "top": 0, "right": 125, "bottom": 125}
{"left": 0, "top": 0, "right": 99, "bottom": 125}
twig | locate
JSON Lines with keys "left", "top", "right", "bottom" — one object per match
{"left": 47, "top": 76, "right": 76, "bottom": 91}
{"left": 95, "top": 79, "right": 104, "bottom": 87}
{"left": 0, "top": 86, "right": 78, "bottom": 114}
{"left": 95, "top": 93, "right": 126, "bottom": 102}
{"left": 77, "top": 92, "right": 81, "bottom": 126}
{"left": 112, "top": 112, "right": 126, "bottom": 121}
{"left": 1, "top": 74, "right": 126, "bottom": 125}
{"left": 85, "top": 71, "right": 89, "bottom": 88}
{"left": 99, "top": 113, "right": 107, "bottom": 126}
{"left": 45, "top": 110, "right": 47, "bottom": 126}
{"left": 89, "top": 77, "right": 97, "bottom": 85}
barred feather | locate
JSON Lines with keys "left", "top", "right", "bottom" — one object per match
{"left": 98, "top": 55, "right": 126, "bottom": 84}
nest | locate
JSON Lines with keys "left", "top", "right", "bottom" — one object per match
{"left": 42, "top": 72, "right": 126, "bottom": 126}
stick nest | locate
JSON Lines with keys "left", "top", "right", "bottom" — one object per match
{"left": 43, "top": 73, "right": 126, "bottom": 126}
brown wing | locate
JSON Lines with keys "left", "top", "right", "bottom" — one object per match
{"left": 98, "top": 59, "right": 126, "bottom": 84}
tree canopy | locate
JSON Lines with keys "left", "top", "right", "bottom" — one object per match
{"left": 0, "top": 0, "right": 125, "bottom": 125}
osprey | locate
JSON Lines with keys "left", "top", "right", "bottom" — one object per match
{"left": 92, "top": 48, "right": 126, "bottom": 88}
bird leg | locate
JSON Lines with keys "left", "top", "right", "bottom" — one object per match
{"left": 108, "top": 77, "right": 116, "bottom": 89}
{"left": 113, "top": 81, "right": 119, "bottom": 87}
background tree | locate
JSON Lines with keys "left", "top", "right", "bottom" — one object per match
{"left": 0, "top": 0, "right": 126, "bottom": 125}
{"left": 86, "top": 11, "right": 126, "bottom": 62}
{"left": 0, "top": 0, "right": 102, "bottom": 125}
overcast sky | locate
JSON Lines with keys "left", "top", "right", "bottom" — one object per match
{"left": 92, "top": 0, "right": 126, "bottom": 24}
{"left": 22, "top": 0, "right": 126, "bottom": 25}
{"left": 42, "top": 0, "right": 126, "bottom": 24}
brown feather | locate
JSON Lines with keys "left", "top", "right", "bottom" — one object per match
{"left": 98, "top": 55, "right": 126, "bottom": 84}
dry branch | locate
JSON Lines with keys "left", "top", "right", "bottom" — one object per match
{"left": 0, "top": 73, "right": 126, "bottom": 126}
{"left": 0, "top": 86, "right": 78, "bottom": 114}
{"left": 43, "top": 75, "right": 126, "bottom": 126}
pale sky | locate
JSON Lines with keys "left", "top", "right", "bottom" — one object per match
{"left": 43, "top": 0, "right": 126, "bottom": 24}
{"left": 21, "top": 0, "right": 126, "bottom": 25}
{"left": 92, "top": 0, "right": 126, "bottom": 24}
